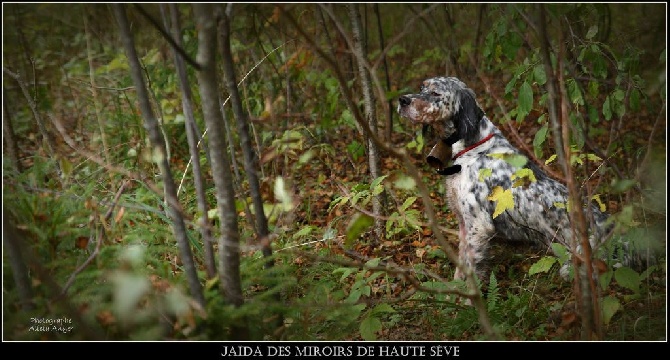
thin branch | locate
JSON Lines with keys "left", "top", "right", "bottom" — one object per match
{"left": 61, "top": 181, "right": 129, "bottom": 296}
{"left": 296, "top": 248, "right": 475, "bottom": 299}
{"left": 176, "top": 40, "right": 291, "bottom": 196}
{"left": 47, "top": 111, "right": 189, "bottom": 220}
{"left": 3, "top": 67, "right": 58, "bottom": 164}
{"left": 132, "top": 4, "right": 202, "bottom": 71}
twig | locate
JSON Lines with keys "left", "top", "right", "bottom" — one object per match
{"left": 176, "top": 40, "right": 292, "bottom": 196}
{"left": 133, "top": 4, "right": 202, "bottom": 71}
{"left": 3, "top": 67, "right": 59, "bottom": 166}
{"left": 332, "top": 180, "right": 460, "bottom": 238}
{"left": 467, "top": 58, "right": 567, "bottom": 182}
{"left": 295, "top": 248, "right": 475, "bottom": 299}
{"left": 47, "top": 111, "right": 190, "bottom": 219}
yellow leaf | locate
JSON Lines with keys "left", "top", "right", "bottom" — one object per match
{"left": 591, "top": 194, "right": 606, "bottom": 212}
{"left": 487, "top": 186, "right": 514, "bottom": 219}
{"left": 511, "top": 168, "right": 537, "bottom": 182}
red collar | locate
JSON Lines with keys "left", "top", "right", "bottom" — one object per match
{"left": 452, "top": 133, "right": 494, "bottom": 160}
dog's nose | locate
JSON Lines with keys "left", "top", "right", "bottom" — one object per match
{"left": 398, "top": 95, "right": 411, "bottom": 107}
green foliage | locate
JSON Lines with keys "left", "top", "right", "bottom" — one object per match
{"left": 345, "top": 213, "right": 373, "bottom": 248}
{"left": 529, "top": 256, "right": 558, "bottom": 276}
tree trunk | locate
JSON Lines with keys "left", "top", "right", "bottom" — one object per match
{"left": 349, "top": 4, "right": 385, "bottom": 242}
{"left": 218, "top": 4, "right": 273, "bottom": 265}
{"left": 3, "top": 91, "right": 22, "bottom": 172}
{"left": 537, "top": 4, "right": 599, "bottom": 339}
{"left": 192, "top": 3, "right": 249, "bottom": 339}
{"left": 113, "top": 4, "right": 206, "bottom": 309}
{"left": 160, "top": 3, "right": 218, "bottom": 281}
{"left": 373, "top": 4, "right": 393, "bottom": 142}
{"left": 3, "top": 209, "right": 34, "bottom": 311}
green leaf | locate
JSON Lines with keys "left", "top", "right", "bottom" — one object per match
{"left": 293, "top": 225, "right": 315, "bottom": 239}
{"left": 570, "top": 113, "right": 585, "bottom": 149}
{"left": 371, "top": 303, "right": 396, "bottom": 315}
{"left": 585, "top": 25, "right": 598, "bottom": 40}
{"left": 529, "top": 256, "right": 558, "bottom": 275}
{"left": 567, "top": 80, "right": 584, "bottom": 106}
{"left": 347, "top": 288, "right": 363, "bottom": 303}
{"left": 640, "top": 265, "right": 658, "bottom": 281}
{"left": 428, "top": 248, "right": 447, "bottom": 259}
{"left": 360, "top": 316, "right": 382, "bottom": 341}
{"left": 400, "top": 197, "right": 417, "bottom": 211}
{"left": 371, "top": 184, "right": 385, "bottom": 197}
{"left": 274, "top": 176, "right": 294, "bottom": 210}
{"left": 601, "top": 296, "right": 621, "bottom": 325}
{"left": 586, "top": 153, "right": 602, "bottom": 162}
{"left": 615, "top": 267, "right": 640, "bottom": 294}
{"left": 365, "top": 258, "right": 382, "bottom": 268}
{"left": 489, "top": 153, "right": 528, "bottom": 168}
{"left": 588, "top": 80, "right": 599, "bottom": 99}
{"left": 345, "top": 213, "right": 374, "bottom": 248}
{"left": 613, "top": 89, "right": 625, "bottom": 101}
{"left": 603, "top": 96, "right": 612, "bottom": 120}
{"left": 599, "top": 269, "right": 613, "bottom": 290}
{"left": 517, "top": 81, "right": 534, "bottom": 121}
{"left": 299, "top": 149, "right": 315, "bottom": 164}
{"left": 120, "top": 245, "right": 146, "bottom": 267}
{"left": 393, "top": 175, "right": 416, "bottom": 190}
{"left": 370, "top": 175, "right": 388, "bottom": 190}
{"left": 612, "top": 97, "right": 626, "bottom": 119}
{"left": 593, "top": 54, "right": 608, "bottom": 79}
{"left": 505, "top": 76, "right": 518, "bottom": 95}
{"left": 347, "top": 141, "right": 364, "bottom": 161}
{"left": 629, "top": 89, "right": 641, "bottom": 112}
{"left": 333, "top": 267, "right": 357, "bottom": 282}
{"left": 111, "top": 272, "right": 150, "bottom": 321}
{"left": 610, "top": 179, "right": 637, "bottom": 194}
{"left": 533, "top": 124, "right": 548, "bottom": 155}
{"left": 612, "top": 205, "right": 641, "bottom": 228}
{"left": 165, "top": 288, "right": 191, "bottom": 316}
{"left": 533, "top": 65, "right": 547, "bottom": 86}
{"left": 550, "top": 243, "right": 570, "bottom": 265}
{"left": 478, "top": 168, "right": 492, "bottom": 182}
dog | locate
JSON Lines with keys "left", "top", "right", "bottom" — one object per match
{"left": 398, "top": 76, "right": 623, "bottom": 281}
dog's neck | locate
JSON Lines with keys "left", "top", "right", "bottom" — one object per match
{"left": 450, "top": 116, "right": 498, "bottom": 157}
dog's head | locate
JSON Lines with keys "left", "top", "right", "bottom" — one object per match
{"left": 397, "top": 77, "right": 484, "bottom": 144}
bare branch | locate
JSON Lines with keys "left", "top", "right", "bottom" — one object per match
{"left": 132, "top": 4, "right": 202, "bottom": 71}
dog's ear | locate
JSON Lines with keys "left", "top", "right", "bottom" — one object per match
{"left": 453, "top": 88, "right": 485, "bottom": 144}
{"left": 443, "top": 132, "right": 461, "bottom": 145}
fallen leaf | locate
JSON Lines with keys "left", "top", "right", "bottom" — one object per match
{"left": 75, "top": 236, "right": 89, "bottom": 249}
{"left": 114, "top": 207, "right": 125, "bottom": 223}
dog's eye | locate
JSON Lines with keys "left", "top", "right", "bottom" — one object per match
{"left": 430, "top": 91, "right": 440, "bottom": 97}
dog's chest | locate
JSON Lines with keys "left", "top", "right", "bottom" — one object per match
{"left": 444, "top": 173, "right": 463, "bottom": 218}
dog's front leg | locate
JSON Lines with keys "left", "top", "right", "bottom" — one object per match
{"left": 454, "top": 219, "right": 494, "bottom": 281}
